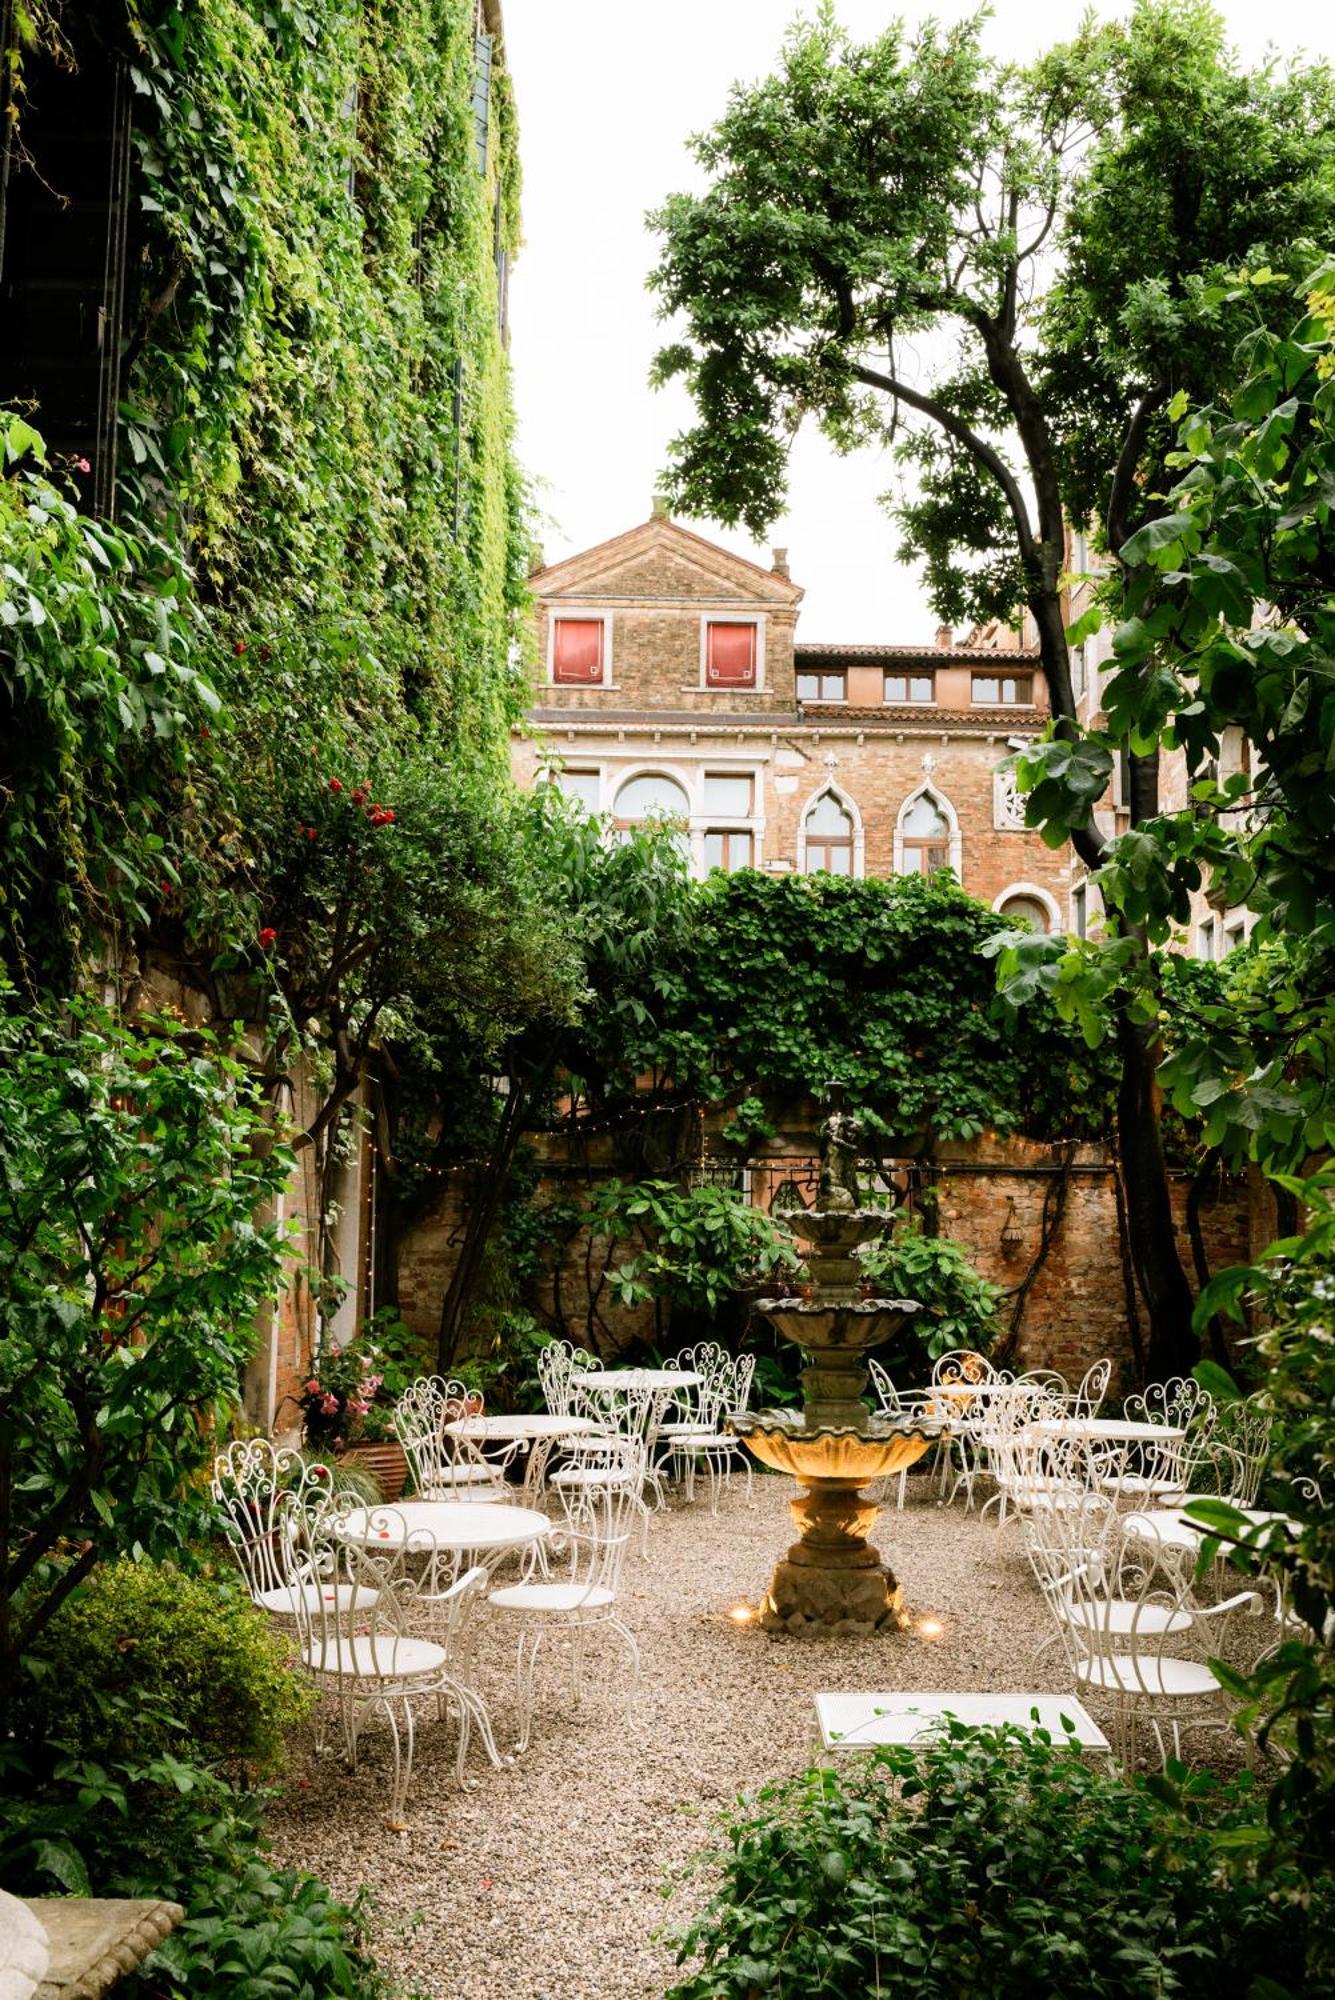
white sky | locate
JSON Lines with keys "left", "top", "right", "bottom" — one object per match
{"left": 503, "top": 0, "right": 1335, "bottom": 642}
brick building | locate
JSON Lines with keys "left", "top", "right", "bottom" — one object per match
{"left": 513, "top": 505, "right": 1079, "bottom": 929}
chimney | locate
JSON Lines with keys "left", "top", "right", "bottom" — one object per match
{"left": 651, "top": 493, "right": 670, "bottom": 518}
{"left": 771, "top": 546, "right": 790, "bottom": 579}
{"left": 935, "top": 624, "right": 954, "bottom": 651}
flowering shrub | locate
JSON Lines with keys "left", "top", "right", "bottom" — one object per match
{"left": 297, "top": 1340, "right": 384, "bottom": 1450}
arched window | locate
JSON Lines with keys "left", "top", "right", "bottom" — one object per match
{"left": 991, "top": 882, "right": 1060, "bottom": 935}
{"left": 998, "top": 893, "right": 1049, "bottom": 933}
{"left": 613, "top": 772, "right": 689, "bottom": 823}
{"left": 898, "top": 792, "right": 951, "bottom": 876}
{"left": 613, "top": 772, "right": 690, "bottom": 850}
{"left": 803, "top": 790, "right": 854, "bottom": 875}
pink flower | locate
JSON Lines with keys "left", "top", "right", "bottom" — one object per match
{"left": 304, "top": 1378, "right": 321, "bottom": 1395}
{"left": 75, "top": 457, "right": 91, "bottom": 474}
{"left": 319, "top": 1392, "right": 339, "bottom": 1415}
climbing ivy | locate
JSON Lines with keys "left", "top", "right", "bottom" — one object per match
{"left": 590, "top": 871, "right": 1118, "bottom": 1145}
{"left": 1, "top": 0, "right": 529, "bottom": 992}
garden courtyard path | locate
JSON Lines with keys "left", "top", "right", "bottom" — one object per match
{"left": 266, "top": 1475, "right": 1084, "bottom": 2000}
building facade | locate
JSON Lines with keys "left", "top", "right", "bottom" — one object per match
{"left": 513, "top": 506, "right": 1077, "bottom": 929}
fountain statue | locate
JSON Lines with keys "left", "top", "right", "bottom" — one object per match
{"left": 730, "top": 1085, "right": 941, "bottom": 1634}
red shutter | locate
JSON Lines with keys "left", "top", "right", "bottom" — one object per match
{"left": 706, "top": 621, "right": 757, "bottom": 686}
{"left": 552, "top": 618, "right": 604, "bottom": 684}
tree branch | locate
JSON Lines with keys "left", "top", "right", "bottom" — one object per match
{"left": 850, "top": 360, "right": 1038, "bottom": 564}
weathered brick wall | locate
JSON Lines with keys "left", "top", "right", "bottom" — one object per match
{"left": 394, "top": 1125, "right": 1265, "bottom": 1386}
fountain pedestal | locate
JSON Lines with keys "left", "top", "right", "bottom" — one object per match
{"left": 729, "top": 1084, "right": 941, "bottom": 1635}
{"left": 736, "top": 1414, "right": 935, "bottom": 1633}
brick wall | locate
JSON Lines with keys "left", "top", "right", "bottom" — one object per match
{"left": 394, "top": 1125, "right": 1266, "bottom": 1387}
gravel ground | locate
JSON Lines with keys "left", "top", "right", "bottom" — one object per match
{"left": 263, "top": 1470, "right": 1222, "bottom": 2000}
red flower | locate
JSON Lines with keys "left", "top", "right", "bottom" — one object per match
{"left": 233, "top": 639, "right": 247, "bottom": 656}
{"left": 350, "top": 788, "right": 368, "bottom": 805}
{"left": 305, "top": 827, "right": 318, "bottom": 840}
{"left": 160, "top": 880, "right": 173, "bottom": 895}
{"left": 328, "top": 777, "right": 343, "bottom": 793}
{"left": 198, "top": 725, "right": 211, "bottom": 739}
{"left": 257, "top": 927, "right": 277, "bottom": 948}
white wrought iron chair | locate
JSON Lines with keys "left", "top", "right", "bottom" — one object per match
{"left": 392, "top": 1376, "right": 515, "bottom": 1500}
{"left": 661, "top": 1352, "right": 757, "bottom": 1512}
{"left": 487, "top": 1480, "right": 641, "bottom": 1753}
{"left": 1069, "top": 1358, "right": 1112, "bottom": 1419}
{"left": 928, "top": 1349, "right": 998, "bottom": 1502}
{"left": 1053, "top": 1515, "right": 1264, "bottom": 1769}
{"left": 1212, "top": 1397, "right": 1273, "bottom": 1508}
{"left": 211, "top": 1438, "right": 374, "bottom": 1625}
{"left": 866, "top": 1362, "right": 932, "bottom": 1511}
{"left": 977, "top": 1389, "right": 1077, "bottom": 1524}
{"left": 1097, "top": 1379, "right": 1217, "bottom": 1509}
{"left": 292, "top": 1502, "right": 495, "bottom": 1820}
{"left": 548, "top": 1428, "right": 656, "bottom": 1553}
{"left": 1020, "top": 1456, "right": 1197, "bottom": 1675}
{"left": 653, "top": 1341, "right": 729, "bottom": 1464}
{"left": 537, "top": 1338, "right": 597, "bottom": 1418}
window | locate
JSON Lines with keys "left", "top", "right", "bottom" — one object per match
{"left": 972, "top": 673, "right": 1033, "bottom": 706}
{"left": 997, "top": 893, "right": 1050, "bottom": 934}
{"left": 702, "top": 771, "right": 753, "bottom": 817}
{"left": 552, "top": 617, "right": 606, "bottom": 685}
{"left": 803, "top": 792, "right": 854, "bottom": 875}
{"left": 550, "top": 768, "right": 600, "bottom": 813}
{"left": 898, "top": 794, "right": 950, "bottom": 876}
{"left": 1224, "top": 919, "right": 1247, "bottom": 954}
{"left": 1072, "top": 883, "right": 1088, "bottom": 939}
{"left": 796, "top": 669, "right": 846, "bottom": 703}
{"left": 1196, "top": 917, "right": 1218, "bottom": 962}
{"left": 614, "top": 772, "right": 689, "bottom": 824}
{"left": 703, "top": 829, "right": 754, "bottom": 872}
{"left": 884, "top": 672, "right": 934, "bottom": 704}
{"left": 705, "top": 620, "right": 757, "bottom": 688}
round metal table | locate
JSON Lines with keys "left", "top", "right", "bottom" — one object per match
{"left": 443, "top": 1412, "right": 602, "bottom": 1502}
{"left": 338, "top": 1499, "right": 550, "bottom": 1561}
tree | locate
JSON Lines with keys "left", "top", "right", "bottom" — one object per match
{"left": 0, "top": 997, "right": 289, "bottom": 1738}
{"left": 431, "top": 794, "right": 697, "bottom": 1367}
{"left": 997, "top": 269, "right": 1335, "bottom": 1194}
{"left": 649, "top": 1, "right": 1335, "bottom": 1375}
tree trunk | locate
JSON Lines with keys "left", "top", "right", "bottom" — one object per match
{"left": 436, "top": 1060, "right": 553, "bottom": 1372}
{"left": 1114, "top": 1008, "right": 1198, "bottom": 1380}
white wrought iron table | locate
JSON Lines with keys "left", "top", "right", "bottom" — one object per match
{"left": 337, "top": 1499, "right": 550, "bottom": 1570}
{"left": 443, "top": 1412, "right": 602, "bottom": 1502}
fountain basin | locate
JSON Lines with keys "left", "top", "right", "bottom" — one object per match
{"left": 729, "top": 1410, "right": 939, "bottom": 1486}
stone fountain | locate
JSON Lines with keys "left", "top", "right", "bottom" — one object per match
{"left": 731, "top": 1086, "right": 942, "bottom": 1634}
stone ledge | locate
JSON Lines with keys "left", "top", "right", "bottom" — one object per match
{"left": 25, "top": 1900, "right": 183, "bottom": 1999}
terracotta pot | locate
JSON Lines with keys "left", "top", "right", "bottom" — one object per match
{"left": 338, "top": 1439, "right": 408, "bottom": 1502}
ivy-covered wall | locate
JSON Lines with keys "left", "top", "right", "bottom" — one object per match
{"left": 1, "top": 0, "right": 530, "bottom": 989}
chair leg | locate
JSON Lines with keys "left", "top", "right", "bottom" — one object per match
{"left": 514, "top": 1626, "right": 543, "bottom": 1754}
{"left": 383, "top": 1694, "right": 415, "bottom": 1824}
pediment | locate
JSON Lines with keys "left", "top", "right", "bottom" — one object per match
{"left": 532, "top": 515, "right": 803, "bottom": 606}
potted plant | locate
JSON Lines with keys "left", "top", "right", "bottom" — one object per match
{"left": 297, "top": 1335, "right": 409, "bottom": 1501}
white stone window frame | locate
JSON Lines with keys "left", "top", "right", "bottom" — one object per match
{"left": 796, "top": 779, "right": 865, "bottom": 880}
{"left": 892, "top": 782, "right": 962, "bottom": 882}
{"left": 547, "top": 606, "right": 614, "bottom": 689}
{"left": 991, "top": 882, "right": 1062, "bottom": 933}
{"left": 543, "top": 759, "right": 608, "bottom": 815}
{"left": 608, "top": 759, "right": 765, "bottom": 878}
{"left": 693, "top": 759, "right": 765, "bottom": 876}
{"left": 697, "top": 610, "right": 767, "bottom": 692}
